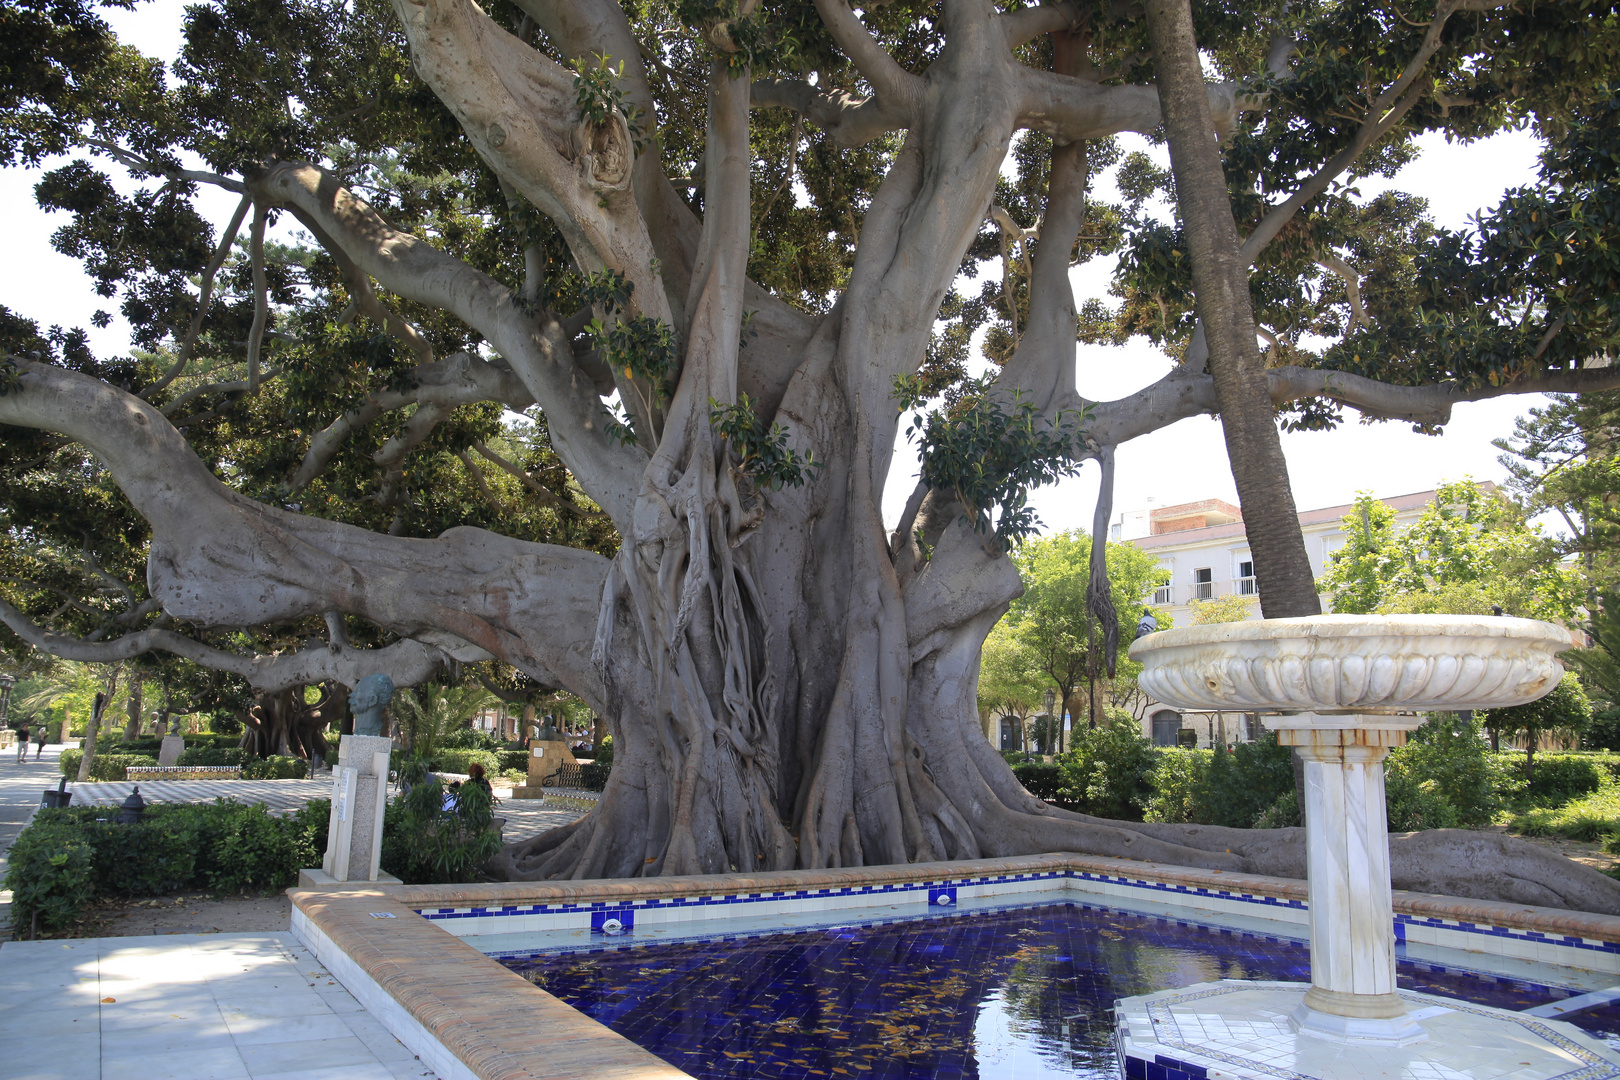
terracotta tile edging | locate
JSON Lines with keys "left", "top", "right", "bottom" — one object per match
{"left": 288, "top": 886, "right": 695, "bottom": 1080}
{"left": 291, "top": 852, "right": 1620, "bottom": 1080}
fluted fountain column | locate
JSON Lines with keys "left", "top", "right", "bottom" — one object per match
{"left": 1269, "top": 716, "right": 1427, "bottom": 1044}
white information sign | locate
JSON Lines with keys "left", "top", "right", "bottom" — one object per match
{"left": 333, "top": 766, "right": 356, "bottom": 822}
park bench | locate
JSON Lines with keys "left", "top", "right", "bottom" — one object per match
{"left": 124, "top": 765, "right": 242, "bottom": 780}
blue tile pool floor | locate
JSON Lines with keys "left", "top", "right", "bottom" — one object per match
{"left": 501, "top": 901, "right": 1620, "bottom": 1080}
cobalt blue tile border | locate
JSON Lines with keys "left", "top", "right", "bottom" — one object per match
{"left": 413, "top": 865, "right": 1620, "bottom": 974}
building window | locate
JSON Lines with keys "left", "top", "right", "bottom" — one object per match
{"left": 1153, "top": 584, "right": 1173, "bottom": 606}
{"left": 1237, "top": 559, "right": 1257, "bottom": 596}
{"left": 1193, "top": 567, "right": 1213, "bottom": 600}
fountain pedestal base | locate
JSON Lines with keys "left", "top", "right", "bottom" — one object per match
{"left": 1114, "top": 981, "right": 1620, "bottom": 1079}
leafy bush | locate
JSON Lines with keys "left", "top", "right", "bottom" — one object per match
{"left": 1253, "top": 788, "right": 1301, "bottom": 829}
{"left": 244, "top": 755, "right": 308, "bottom": 780}
{"left": 57, "top": 751, "right": 159, "bottom": 781}
{"left": 4, "top": 820, "right": 95, "bottom": 935}
{"left": 1143, "top": 749, "right": 1212, "bottom": 824}
{"left": 440, "top": 727, "right": 505, "bottom": 752}
{"left": 2, "top": 799, "right": 324, "bottom": 936}
{"left": 291, "top": 799, "right": 333, "bottom": 862}
{"left": 498, "top": 749, "right": 529, "bottom": 774}
{"left": 1510, "top": 752, "right": 1610, "bottom": 806}
{"left": 1587, "top": 706, "right": 1620, "bottom": 751}
{"left": 429, "top": 748, "right": 502, "bottom": 777}
{"left": 1386, "top": 713, "right": 1521, "bottom": 827}
{"left": 1384, "top": 769, "right": 1462, "bottom": 832}
{"left": 1071, "top": 718, "right": 1157, "bottom": 820}
{"left": 1511, "top": 785, "right": 1620, "bottom": 842}
{"left": 381, "top": 759, "right": 502, "bottom": 884}
{"left": 1185, "top": 734, "right": 1297, "bottom": 828}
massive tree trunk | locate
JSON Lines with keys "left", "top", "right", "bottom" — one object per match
{"left": 8, "top": 0, "right": 1620, "bottom": 916}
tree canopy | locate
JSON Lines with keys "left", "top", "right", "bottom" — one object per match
{"left": 1315, "top": 481, "right": 1583, "bottom": 621}
{"left": 2, "top": 0, "right": 1620, "bottom": 906}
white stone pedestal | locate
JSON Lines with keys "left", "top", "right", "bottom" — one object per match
{"left": 157, "top": 734, "right": 185, "bottom": 766}
{"left": 320, "top": 734, "right": 392, "bottom": 882}
{"left": 1115, "top": 981, "right": 1620, "bottom": 1080}
{"left": 1268, "top": 713, "right": 1429, "bottom": 1045}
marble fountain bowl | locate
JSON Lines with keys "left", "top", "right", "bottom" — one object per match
{"left": 1128, "top": 614, "right": 1577, "bottom": 715}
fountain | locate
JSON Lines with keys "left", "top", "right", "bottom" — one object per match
{"left": 1114, "top": 615, "right": 1620, "bottom": 1079}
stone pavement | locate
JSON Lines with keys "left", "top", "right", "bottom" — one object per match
{"left": 0, "top": 931, "right": 442, "bottom": 1080}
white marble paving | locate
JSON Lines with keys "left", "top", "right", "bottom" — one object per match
{"left": 0, "top": 931, "right": 441, "bottom": 1080}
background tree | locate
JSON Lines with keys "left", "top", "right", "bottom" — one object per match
{"left": 1497, "top": 392, "right": 1620, "bottom": 605}
{"left": 3, "top": 0, "right": 1620, "bottom": 908}
{"left": 1185, "top": 594, "right": 1252, "bottom": 625}
{"left": 1317, "top": 483, "right": 1583, "bottom": 621}
{"left": 1481, "top": 671, "right": 1592, "bottom": 773}
{"left": 999, "top": 531, "right": 1168, "bottom": 739}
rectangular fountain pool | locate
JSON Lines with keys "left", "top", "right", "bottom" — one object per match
{"left": 480, "top": 892, "right": 1620, "bottom": 1080}
{"left": 288, "top": 854, "right": 1620, "bottom": 1080}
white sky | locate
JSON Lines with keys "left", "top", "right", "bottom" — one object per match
{"left": 0, "top": 1, "right": 1550, "bottom": 536}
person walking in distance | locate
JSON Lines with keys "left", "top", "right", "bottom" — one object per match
{"left": 32, "top": 717, "right": 47, "bottom": 761}
{"left": 14, "top": 715, "right": 29, "bottom": 763}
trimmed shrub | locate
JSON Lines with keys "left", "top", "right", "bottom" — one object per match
{"left": 429, "top": 748, "right": 502, "bottom": 777}
{"left": 2, "top": 799, "right": 324, "bottom": 936}
{"left": 180, "top": 747, "right": 256, "bottom": 768}
{"left": 3, "top": 819, "right": 95, "bottom": 934}
{"left": 244, "top": 755, "right": 308, "bottom": 780}
{"left": 57, "top": 751, "right": 159, "bottom": 781}
{"left": 1511, "top": 753, "right": 1612, "bottom": 806}
{"left": 578, "top": 761, "right": 612, "bottom": 791}
{"left": 497, "top": 749, "right": 528, "bottom": 774}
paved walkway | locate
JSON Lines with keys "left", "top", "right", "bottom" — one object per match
{"left": 71, "top": 777, "right": 333, "bottom": 813}
{"left": 0, "top": 931, "right": 441, "bottom": 1080}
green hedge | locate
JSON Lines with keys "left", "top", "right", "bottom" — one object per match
{"left": 59, "top": 747, "right": 308, "bottom": 781}
{"left": 1507, "top": 752, "right": 1620, "bottom": 806}
{"left": 3, "top": 799, "right": 326, "bottom": 936}
{"left": 427, "top": 748, "right": 502, "bottom": 776}
{"left": 56, "top": 751, "right": 159, "bottom": 781}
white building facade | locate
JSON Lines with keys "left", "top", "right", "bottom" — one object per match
{"left": 1118, "top": 488, "right": 1465, "bottom": 748}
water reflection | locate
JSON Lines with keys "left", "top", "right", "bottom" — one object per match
{"left": 504, "top": 903, "right": 1581, "bottom": 1080}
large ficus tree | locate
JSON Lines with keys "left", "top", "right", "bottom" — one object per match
{"left": 4, "top": 0, "right": 1620, "bottom": 910}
